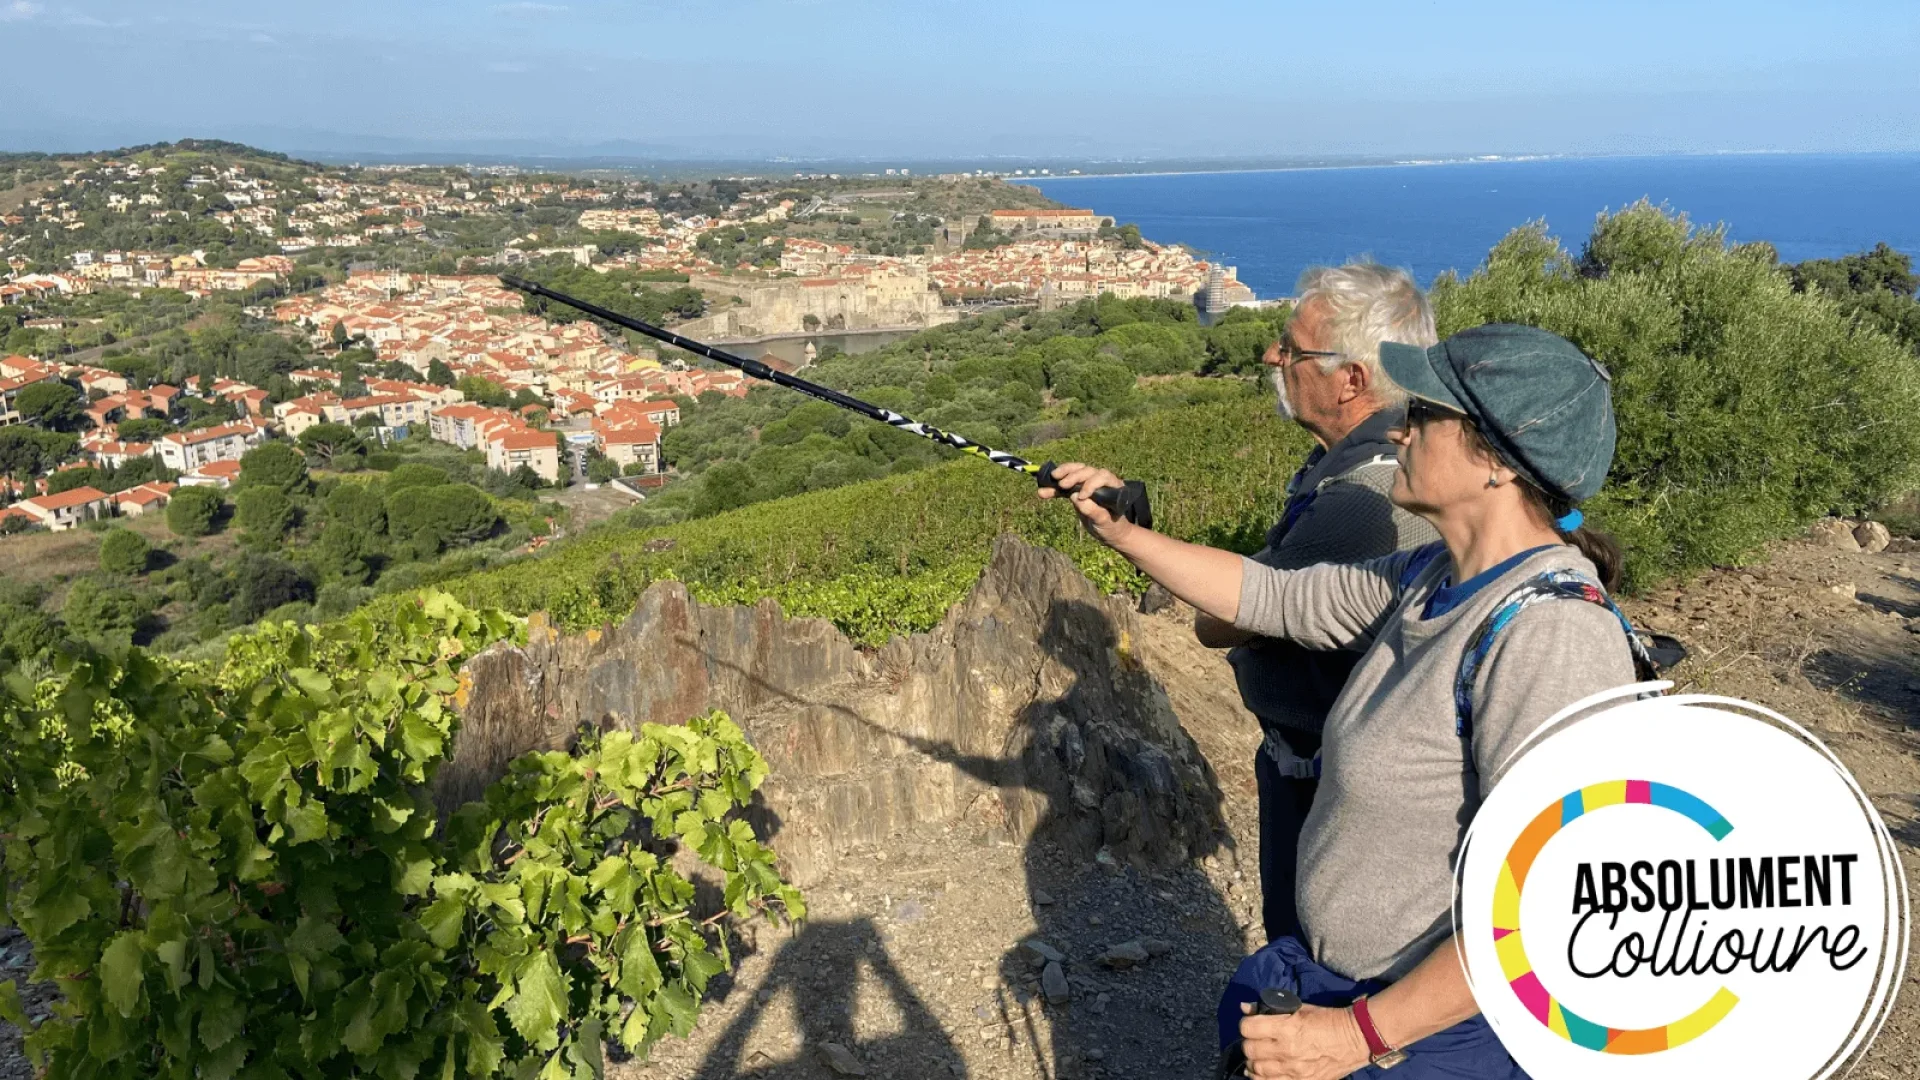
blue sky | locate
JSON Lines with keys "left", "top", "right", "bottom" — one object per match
{"left": 3, "top": 0, "right": 1918, "bottom": 159}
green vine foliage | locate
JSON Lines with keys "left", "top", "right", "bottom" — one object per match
{"left": 0, "top": 591, "right": 803, "bottom": 1079}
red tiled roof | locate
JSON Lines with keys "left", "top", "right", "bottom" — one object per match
{"left": 22, "top": 486, "right": 110, "bottom": 512}
{"left": 192, "top": 460, "right": 243, "bottom": 479}
{"left": 492, "top": 430, "right": 554, "bottom": 451}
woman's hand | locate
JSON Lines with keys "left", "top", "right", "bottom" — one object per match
{"left": 1037, "top": 461, "right": 1137, "bottom": 548}
{"left": 1237, "top": 1002, "right": 1371, "bottom": 1080}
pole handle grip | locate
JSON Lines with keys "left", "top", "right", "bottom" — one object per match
{"left": 1256, "top": 989, "right": 1303, "bottom": 1016}
{"left": 1036, "top": 462, "right": 1153, "bottom": 530}
{"left": 1216, "top": 990, "right": 1305, "bottom": 1080}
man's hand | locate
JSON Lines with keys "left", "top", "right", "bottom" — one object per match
{"left": 1237, "top": 1002, "right": 1371, "bottom": 1080}
{"left": 1037, "top": 460, "right": 1137, "bottom": 547}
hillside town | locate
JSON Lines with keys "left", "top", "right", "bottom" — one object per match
{"left": 0, "top": 142, "right": 1266, "bottom": 536}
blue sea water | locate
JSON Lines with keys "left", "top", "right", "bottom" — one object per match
{"left": 1027, "top": 154, "right": 1920, "bottom": 298}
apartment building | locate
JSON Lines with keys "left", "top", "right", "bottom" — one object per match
{"left": 157, "top": 422, "right": 262, "bottom": 472}
{"left": 486, "top": 429, "right": 561, "bottom": 484}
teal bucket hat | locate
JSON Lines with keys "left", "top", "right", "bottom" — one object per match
{"left": 1378, "top": 324, "right": 1616, "bottom": 504}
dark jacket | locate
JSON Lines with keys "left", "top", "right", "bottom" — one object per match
{"left": 1226, "top": 408, "right": 1439, "bottom": 737}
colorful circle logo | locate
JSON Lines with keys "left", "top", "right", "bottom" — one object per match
{"left": 1494, "top": 780, "right": 1738, "bottom": 1054}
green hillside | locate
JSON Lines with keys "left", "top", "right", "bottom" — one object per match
{"left": 364, "top": 398, "right": 1312, "bottom": 646}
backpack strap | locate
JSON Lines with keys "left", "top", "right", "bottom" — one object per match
{"left": 1314, "top": 453, "right": 1399, "bottom": 494}
{"left": 1453, "top": 570, "right": 1657, "bottom": 740}
{"left": 1276, "top": 454, "right": 1402, "bottom": 540}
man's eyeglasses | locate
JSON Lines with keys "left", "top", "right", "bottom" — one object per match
{"left": 1273, "top": 336, "right": 1343, "bottom": 368}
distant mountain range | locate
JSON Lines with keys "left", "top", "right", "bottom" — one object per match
{"left": 0, "top": 128, "right": 1581, "bottom": 179}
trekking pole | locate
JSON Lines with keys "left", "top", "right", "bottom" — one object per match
{"left": 498, "top": 275, "right": 1152, "bottom": 528}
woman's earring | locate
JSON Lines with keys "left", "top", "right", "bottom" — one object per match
{"left": 1486, "top": 473, "right": 1499, "bottom": 489}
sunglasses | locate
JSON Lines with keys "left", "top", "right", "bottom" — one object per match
{"left": 1400, "top": 398, "right": 1469, "bottom": 429}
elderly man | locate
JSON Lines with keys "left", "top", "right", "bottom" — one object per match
{"left": 1197, "top": 263, "right": 1440, "bottom": 944}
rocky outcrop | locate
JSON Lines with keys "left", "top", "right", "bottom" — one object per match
{"left": 442, "top": 535, "right": 1236, "bottom": 887}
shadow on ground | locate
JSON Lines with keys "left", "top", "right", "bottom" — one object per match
{"left": 686, "top": 598, "right": 1245, "bottom": 1080}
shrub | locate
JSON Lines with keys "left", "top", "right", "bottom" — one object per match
{"left": 0, "top": 593, "right": 801, "bottom": 1079}
{"left": 237, "top": 441, "right": 310, "bottom": 493}
{"left": 1430, "top": 202, "right": 1920, "bottom": 588}
{"left": 59, "top": 577, "right": 156, "bottom": 647}
{"left": 231, "top": 554, "right": 314, "bottom": 624}
{"left": 97, "top": 529, "right": 151, "bottom": 576}
{"left": 387, "top": 463, "right": 451, "bottom": 492}
{"left": 386, "top": 484, "right": 501, "bottom": 556}
{"left": 165, "top": 486, "right": 225, "bottom": 537}
{"left": 46, "top": 468, "right": 103, "bottom": 496}
{"left": 235, "top": 485, "right": 296, "bottom": 546}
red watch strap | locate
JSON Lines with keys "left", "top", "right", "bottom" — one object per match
{"left": 1352, "top": 996, "right": 1394, "bottom": 1059}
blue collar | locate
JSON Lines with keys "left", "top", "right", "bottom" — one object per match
{"left": 1421, "top": 545, "right": 1561, "bottom": 619}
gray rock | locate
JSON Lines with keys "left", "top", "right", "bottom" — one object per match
{"left": 1032, "top": 888, "right": 1055, "bottom": 906}
{"left": 1099, "top": 940, "right": 1151, "bottom": 969}
{"left": 446, "top": 534, "right": 1224, "bottom": 889}
{"left": 1021, "top": 938, "right": 1066, "bottom": 967}
{"left": 1854, "top": 521, "right": 1892, "bottom": 554}
{"left": 1811, "top": 518, "right": 1862, "bottom": 552}
{"left": 818, "top": 1043, "right": 867, "bottom": 1077}
{"left": 1138, "top": 583, "right": 1175, "bottom": 615}
{"left": 1140, "top": 938, "right": 1173, "bottom": 957}
{"left": 1042, "top": 960, "right": 1072, "bottom": 1005}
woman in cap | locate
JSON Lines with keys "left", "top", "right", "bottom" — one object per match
{"left": 1043, "top": 323, "right": 1646, "bottom": 1078}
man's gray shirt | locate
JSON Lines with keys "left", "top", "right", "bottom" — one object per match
{"left": 1228, "top": 410, "right": 1440, "bottom": 737}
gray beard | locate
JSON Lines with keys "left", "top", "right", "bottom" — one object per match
{"left": 1271, "top": 369, "right": 1294, "bottom": 421}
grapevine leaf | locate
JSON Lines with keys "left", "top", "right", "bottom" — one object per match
{"left": 503, "top": 950, "right": 569, "bottom": 1049}
{"left": 0, "top": 981, "right": 26, "bottom": 1029}
{"left": 154, "top": 936, "right": 190, "bottom": 992}
{"left": 199, "top": 1039, "right": 247, "bottom": 1080}
{"left": 99, "top": 931, "right": 145, "bottom": 1017}
{"left": 29, "top": 886, "right": 90, "bottom": 939}
{"left": 654, "top": 982, "right": 698, "bottom": 1038}
{"left": 398, "top": 714, "right": 444, "bottom": 764}
{"left": 419, "top": 895, "right": 469, "bottom": 950}
{"left": 617, "top": 928, "right": 661, "bottom": 1000}
{"left": 200, "top": 997, "right": 243, "bottom": 1049}
{"left": 396, "top": 857, "right": 435, "bottom": 896}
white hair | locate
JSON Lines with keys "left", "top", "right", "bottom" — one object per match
{"left": 1293, "top": 261, "right": 1436, "bottom": 406}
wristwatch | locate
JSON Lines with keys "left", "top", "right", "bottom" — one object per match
{"left": 1351, "top": 996, "right": 1407, "bottom": 1069}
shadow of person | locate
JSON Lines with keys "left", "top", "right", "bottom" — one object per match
{"left": 889, "top": 599, "right": 1242, "bottom": 1080}
{"left": 693, "top": 917, "right": 965, "bottom": 1079}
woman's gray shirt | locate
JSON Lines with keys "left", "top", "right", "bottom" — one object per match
{"left": 1234, "top": 544, "right": 1638, "bottom": 982}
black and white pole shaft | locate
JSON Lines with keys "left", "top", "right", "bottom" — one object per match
{"left": 498, "top": 274, "right": 1150, "bottom": 527}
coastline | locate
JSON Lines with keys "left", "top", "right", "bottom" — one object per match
{"left": 1019, "top": 149, "right": 1918, "bottom": 184}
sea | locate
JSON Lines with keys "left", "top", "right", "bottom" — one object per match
{"left": 1026, "top": 153, "right": 1920, "bottom": 299}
